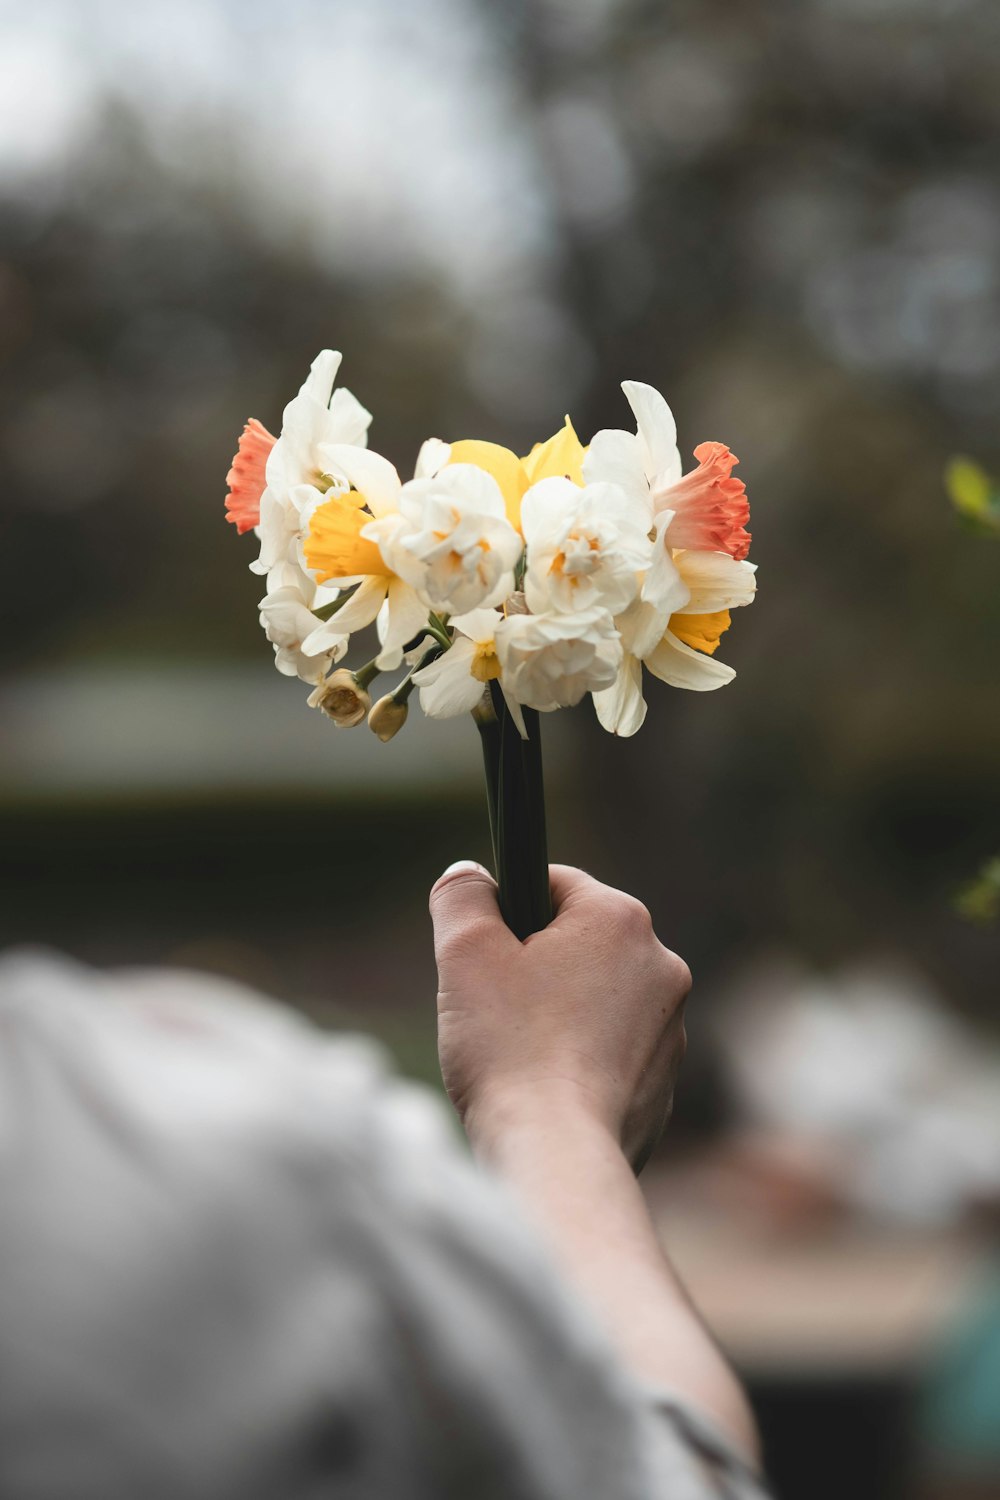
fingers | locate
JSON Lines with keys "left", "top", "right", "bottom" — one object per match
{"left": 546, "top": 864, "right": 606, "bottom": 916}
{"left": 430, "top": 861, "right": 512, "bottom": 972}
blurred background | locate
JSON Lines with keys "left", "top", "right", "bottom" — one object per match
{"left": 2, "top": 0, "right": 1000, "bottom": 1494}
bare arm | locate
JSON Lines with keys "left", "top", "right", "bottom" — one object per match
{"left": 430, "top": 860, "right": 760, "bottom": 1465}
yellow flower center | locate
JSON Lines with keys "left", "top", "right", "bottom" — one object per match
{"left": 470, "top": 640, "right": 501, "bottom": 682}
{"left": 669, "top": 609, "right": 732, "bottom": 656}
{"left": 304, "top": 492, "right": 390, "bottom": 581}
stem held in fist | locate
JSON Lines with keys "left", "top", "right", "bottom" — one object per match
{"left": 473, "top": 683, "right": 553, "bottom": 940}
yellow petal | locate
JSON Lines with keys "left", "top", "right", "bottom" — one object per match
{"left": 447, "top": 440, "right": 528, "bottom": 530}
{"left": 304, "top": 494, "right": 390, "bottom": 581}
{"left": 521, "top": 415, "right": 585, "bottom": 487}
{"left": 669, "top": 609, "right": 732, "bottom": 656}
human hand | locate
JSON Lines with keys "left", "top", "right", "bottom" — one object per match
{"left": 429, "top": 862, "right": 691, "bottom": 1171}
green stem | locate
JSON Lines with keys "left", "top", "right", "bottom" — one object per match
{"left": 354, "top": 658, "right": 381, "bottom": 690}
{"left": 473, "top": 690, "right": 501, "bottom": 878}
{"left": 484, "top": 682, "right": 552, "bottom": 939}
{"left": 313, "top": 582, "right": 360, "bottom": 621}
{"left": 426, "top": 612, "right": 452, "bottom": 650}
{"left": 392, "top": 642, "right": 445, "bottom": 704}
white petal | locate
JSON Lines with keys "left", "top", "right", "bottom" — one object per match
{"left": 414, "top": 438, "right": 451, "bottom": 479}
{"left": 265, "top": 557, "right": 315, "bottom": 598}
{"left": 644, "top": 630, "right": 735, "bottom": 691}
{"left": 593, "top": 653, "right": 647, "bottom": 736}
{"left": 376, "top": 579, "right": 430, "bottom": 668}
{"left": 412, "top": 463, "right": 506, "bottom": 520}
{"left": 583, "top": 427, "right": 649, "bottom": 506}
{"left": 641, "top": 520, "right": 690, "bottom": 619}
{"left": 404, "top": 632, "right": 437, "bottom": 664}
{"left": 301, "top": 349, "right": 343, "bottom": 406}
{"left": 451, "top": 607, "right": 501, "bottom": 642}
{"left": 327, "top": 386, "right": 372, "bottom": 446}
{"left": 674, "top": 551, "right": 757, "bottom": 613}
{"left": 414, "top": 640, "right": 484, "bottom": 718}
{"left": 614, "top": 597, "right": 662, "bottom": 659}
{"left": 250, "top": 489, "right": 298, "bottom": 575}
{"left": 300, "top": 576, "right": 386, "bottom": 654}
{"left": 318, "top": 445, "right": 401, "bottom": 517}
{"left": 519, "top": 475, "right": 578, "bottom": 544}
{"left": 621, "top": 380, "right": 682, "bottom": 487}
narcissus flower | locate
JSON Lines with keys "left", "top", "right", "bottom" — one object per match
{"left": 301, "top": 442, "right": 441, "bottom": 669}
{"left": 586, "top": 380, "right": 750, "bottom": 561}
{"left": 412, "top": 608, "right": 505, "bottom": 719}
{"left": 495, "top": 608, "right": 622, "bottom": 713}
{"left": 593, "top": 547, "right": 757, "bottom": 735}
{"left": 521, "top": 477, "right": 651, "bottom": 618}
{"left": 257, "top": 559, "right": 346, "bottom": 684}
{"left": 226, "top": 352, "right": 758, "bottom": 770}
{"left": 307, "top": 669, "right": 371, "bottom": 727}
{"left": 367, "top": 465, "right": 523, "bottom": 616}
{"left": 241, "top": 350, "right": 372, "bottom": 579}
{"left": 304, "top": 449, "right": 523, "bottom": 667}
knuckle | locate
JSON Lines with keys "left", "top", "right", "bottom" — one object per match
{"left": 672, "top": 954, "right": 693, "bottom": 998}
{"left": 659, "top": 948, "right": 692, "bottom": 1002}
{"left": 616, "top": 893, "right": 653, "bottom": 937}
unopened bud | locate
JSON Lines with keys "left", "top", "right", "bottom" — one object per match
{"left": 307, "top": 669, "right": 371, "bottom": 727}
{"left": 368, "top": 694, "right": 408, "bottom": 742}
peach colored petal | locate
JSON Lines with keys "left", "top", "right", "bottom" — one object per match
{"left": 225, "top": 418, "right": 276, "bottom": 534}
{"left": 660, "top": 443, "right": 750, "bottom": 561}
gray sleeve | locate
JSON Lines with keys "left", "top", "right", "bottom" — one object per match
{"left": 0, "top": 950, "right": 770, "bottom": 1500}
{"left": 637, "top": 1390, "right": 774, "bottom": 1500}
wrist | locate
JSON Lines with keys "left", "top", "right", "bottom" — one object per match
{"left": 462, "top": 1078, "right": 623, "bottom": 1166}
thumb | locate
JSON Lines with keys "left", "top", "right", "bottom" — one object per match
{"left": 429, "top": 861, "right": 509, "bottom": 968}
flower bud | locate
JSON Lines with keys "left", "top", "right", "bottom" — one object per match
{"left": 307, "top": 669, "right": 370, "bottom": 727}
{"left": 368, "top": 694, "right": 408, "bottom": 742}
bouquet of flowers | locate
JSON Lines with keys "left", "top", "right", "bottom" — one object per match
{"left": 225, "top": 351, "right": 756, "bottom": 936}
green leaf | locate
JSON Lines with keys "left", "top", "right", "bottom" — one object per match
{"left": 945, "top": 457, "right": 1000, "bottom": 536}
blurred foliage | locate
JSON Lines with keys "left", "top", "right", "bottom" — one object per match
{"left": 2, "top": 0, "right": 1000, "bottom": 1021}
{"left": 946, "top": 457, "right": 1000, "bottom": 537}
{"left": 954, "top": 857, "right": 1000, "bottom": 925}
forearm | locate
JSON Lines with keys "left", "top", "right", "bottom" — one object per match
{"left": 468, "top": 1088, "right": 760, "bottom": 1464}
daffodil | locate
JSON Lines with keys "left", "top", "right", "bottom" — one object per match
{"left": 494, "top": 607, "right": 622, "bottom": 713}
{"left": 592, "top": 545, "right": 757, "bottom": 735}
{"left": 586, "top": 381, "right": 750, "bottom": 560}
{"left": 303, "top": 445, "right": 524, "bottom": 668}
{"left": 367, "top": 465, "right": 523, "bottom": 616}
{"left": 300, "top": 442, "right": 441, "bottom": 670}
{"left": 223, "top": 351, "right": 764, "bottom": 943}
{"left": 257, "top": 560, "right": 346, "bottom": 685}
{"left": 240, "top": 350, "right": 372, "bottom": 579}
{"left": 520, "top": 477, "right": 651, "bottom": 617}
{"left": 411, "top": 608, "right": 505, "bottom": 720}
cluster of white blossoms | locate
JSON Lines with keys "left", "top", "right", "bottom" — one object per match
{"left": 225, "top": 350, "right": 756, "bottom": 739}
